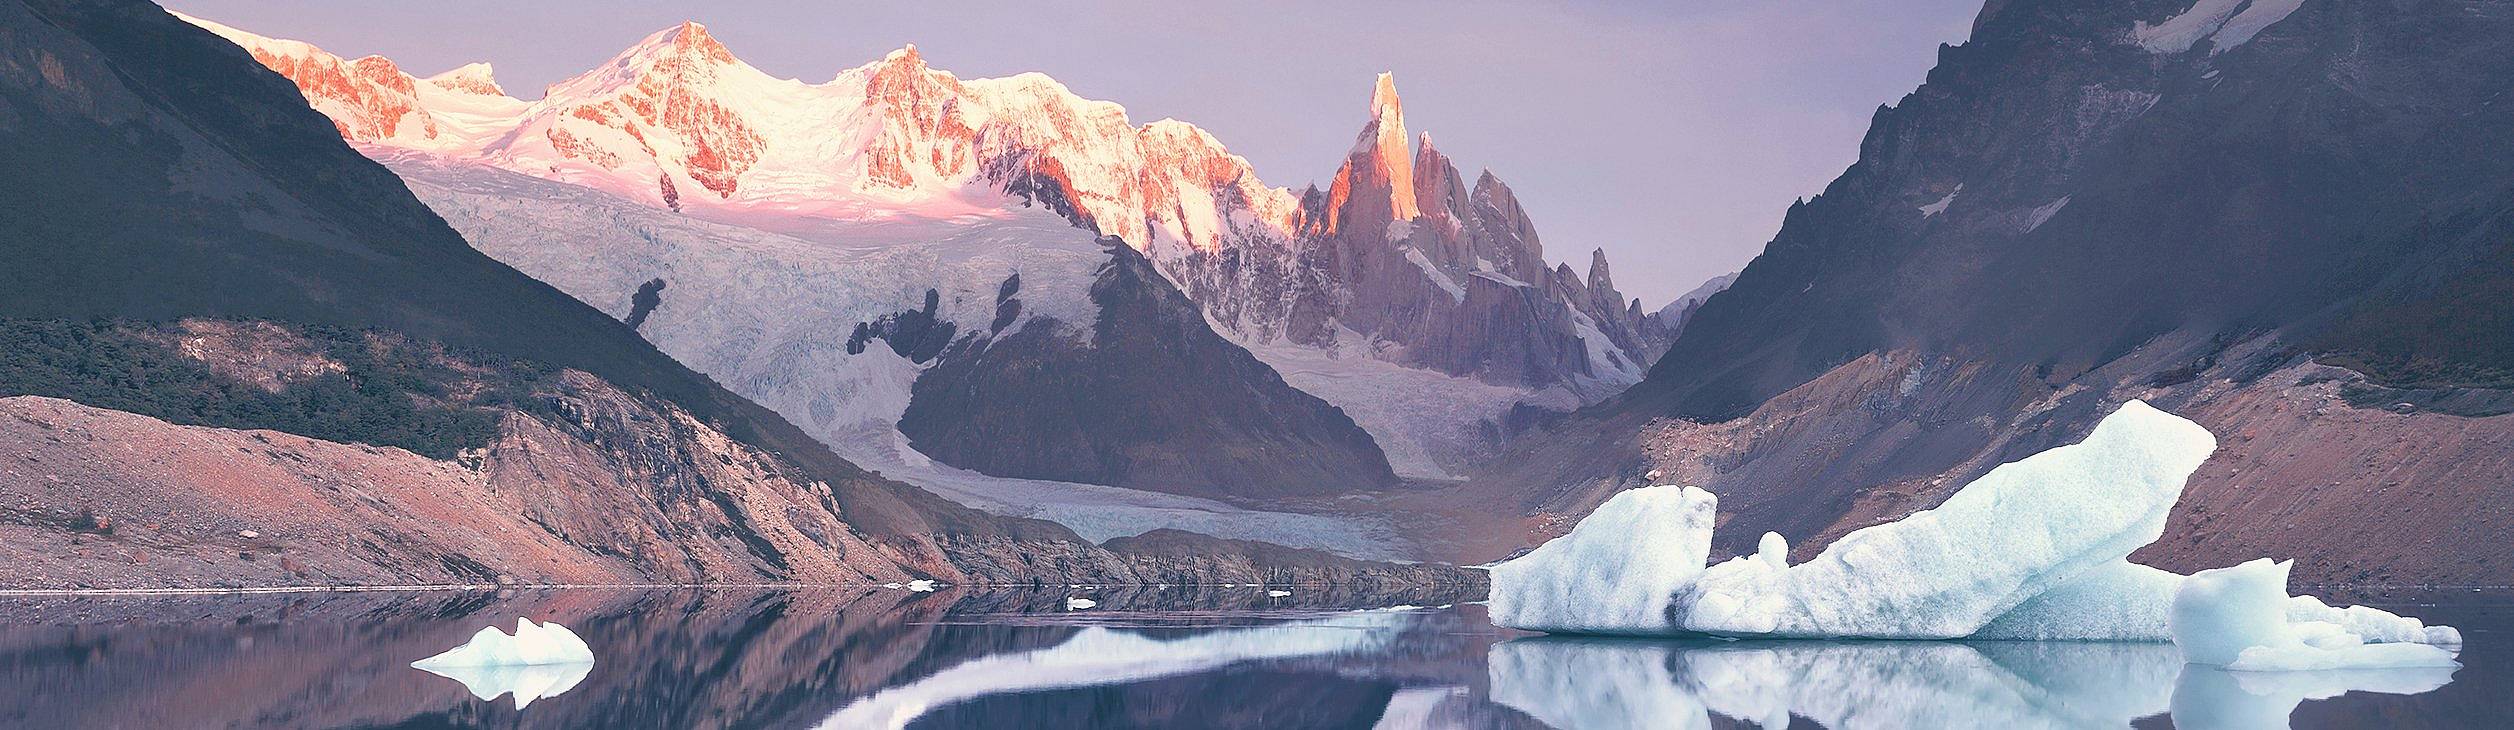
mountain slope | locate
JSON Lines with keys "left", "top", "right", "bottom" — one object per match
{"left": 1458, "top": 0, "right": 2514, "bottom": 583}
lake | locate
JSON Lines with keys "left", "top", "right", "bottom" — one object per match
{"left": 0, "top": 586, "right": 2502, "bottom": 728}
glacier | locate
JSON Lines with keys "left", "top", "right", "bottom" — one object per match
{"left": 410, "top": 618, "right": 597, "bottom": 709}
{"left": 1491, "top": 400, "right": 2462, "bottom": 657}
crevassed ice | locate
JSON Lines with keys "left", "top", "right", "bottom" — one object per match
{"left": 1490, "top": 400, "right": 2462, "bottom": 662}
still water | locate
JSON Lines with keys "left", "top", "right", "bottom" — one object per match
{"left": 1, "top": 586, "right": 2503, "bottom": 729}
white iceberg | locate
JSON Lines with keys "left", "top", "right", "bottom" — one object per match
{"left": 1975, "top": 559, "right": 2462, "bottom": 646}
{"left": 1491, "top": 400, "right": 2461, "bottom": 648}
{"left": 2171, "top": 559, "right": 2460, "bottom": 671}
{"left": 410, "top": 618, "right": 596, "bottom": 709}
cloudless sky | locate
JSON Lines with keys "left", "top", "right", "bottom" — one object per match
{"left": 169, "top": 0, "right": 1980, "bottom": 306}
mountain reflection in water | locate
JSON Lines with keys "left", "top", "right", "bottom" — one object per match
{"left": 0, "top": 586, "right": 2500, "bottom": 729}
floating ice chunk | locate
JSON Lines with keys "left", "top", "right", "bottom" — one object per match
{"left": 1975, "top": 558, "right": 2462, "bottom": 649}
{"left": 412, "top": 618, "right": 595, "bottom": 669}
{"left": 2171, "top": 559, "right": 2459, "bottom": 671}
{"left": 1064, "top": 597, "right": 1097, "bottom": 610}
{"left": 410, "top": 618, "right": 596, "bottom": 709}
{"left": 1492, "top": 400, "right": 2465, "bottom": 647}
{"left": 1676, "top": 399, "right": 2215, "bottom": 638}
{"left": 1487, "top": 484, "right": 1716, "bottom": 635}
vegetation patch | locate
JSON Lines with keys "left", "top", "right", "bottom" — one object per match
{"left": 0, "top": 318, "right": 558, "bottom": 459}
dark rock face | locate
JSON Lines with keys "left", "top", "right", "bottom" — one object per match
{"left": 1463, "top": 0, "right": 2514, "bottom": 583}
{"left": 1639, "top": 0, "right": 2514, "bottom": 421}
{"left": 899, "top": 241, "right": 1399, "bottom": 499}
{"left": 623, "top": 277, "right": 667, "bottom": 330}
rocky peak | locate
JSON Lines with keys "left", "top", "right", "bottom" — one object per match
{"left": 1586, "top": 248, "right": 1615, "bottom": 298}
{"left": 425, "top": 62, "right": 505, "bottom": 96}
{"left": 660, "top": 21, "right": 736, "bottom": 65}
{"left": 1326, "top": 72, "right": 1420, "bottom": 231}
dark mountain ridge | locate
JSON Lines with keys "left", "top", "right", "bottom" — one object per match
{"left": 1456, "top": 0, "right": 2514, "bottom": 583}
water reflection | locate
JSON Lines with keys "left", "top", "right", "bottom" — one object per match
{"left": 0, "top": 586, "right": 2491, "bottom": 729}
{"left": 413, "top": 659, "right": 595, "bottom": 710}
{"left": 1490, "top": 636, "right": 2462, "bottom": 730}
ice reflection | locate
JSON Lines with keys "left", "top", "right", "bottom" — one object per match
{"left": 818, "top": 610, "right": 1409, "bottom": 729}
{"left": 412, "top": 660, "right": 596, "bottom": 710}
{"left": 1489, "top": 637, "right": 2457, "bottom": 729}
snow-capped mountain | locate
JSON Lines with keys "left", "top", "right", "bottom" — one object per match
{"left": 182, "top": 14, "right": 1668, "bottom": 481}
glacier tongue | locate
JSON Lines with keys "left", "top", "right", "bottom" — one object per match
{"left": 1491, "top": 400, "right": 2462, "bottom": 650}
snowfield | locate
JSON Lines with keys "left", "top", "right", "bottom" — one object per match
{"left": 1490, "top": 400, "right": 2461, "bottom": 668}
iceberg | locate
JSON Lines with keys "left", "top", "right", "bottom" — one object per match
{"left": 2171, "top": 559, "right": 2460, "bottom": 671}
{"left": 410, "top": 618, "right": 596, "bottom": 709}
{"left": 1491, "top": 400, "right": 2461, "bottom": 649}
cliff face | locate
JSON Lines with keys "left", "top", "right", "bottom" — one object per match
{"left": 1460, "top": 0, "right": 2514, "bottom": 584}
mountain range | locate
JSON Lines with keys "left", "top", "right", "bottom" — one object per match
{"left": 177, "top": 14, "right": 1677, "bottom": 492}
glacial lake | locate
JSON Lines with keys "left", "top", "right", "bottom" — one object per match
{"left": 1, "top": 586, "right": 2504, "bottom": 729}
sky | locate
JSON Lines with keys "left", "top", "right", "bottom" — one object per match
{"left": 169, "top": 0, "right": 1980, "bottom": 307}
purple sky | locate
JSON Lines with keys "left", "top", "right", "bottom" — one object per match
{"left": 169, "top": 0, "right": 1980, "bottom": 306}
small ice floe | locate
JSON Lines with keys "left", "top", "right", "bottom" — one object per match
{"left": 2171, "top": 559, "right": 2460, "bottom": 671}
{"left": 410, "top": 618, "right": 596, "bottom": 709}
{"left": 907, "top": 579, "right": 938, "bottom": 592}
{"left": 1065, "top": 597, "right": 1097, "bottom": 610}
{"left": 1267, "top": 590, "right": 1292, "bottom": 598}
